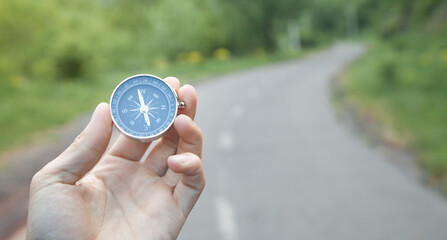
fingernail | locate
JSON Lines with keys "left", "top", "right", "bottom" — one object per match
{"left": 178, "top": 114, "right": 193, "bottom": 122}
{"left": 91, "top": 102, "right": 106, "bottom": 121}
{"left": 170, "top": 155, "right": 188, "bottom": 165}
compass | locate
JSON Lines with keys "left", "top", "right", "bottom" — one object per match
{"left": 110, "top": 74, "right": 185, "bottom": 142}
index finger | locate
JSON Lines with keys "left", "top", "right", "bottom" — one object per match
{"left": 175, "top": 114, "right": 202, "bottom": 158}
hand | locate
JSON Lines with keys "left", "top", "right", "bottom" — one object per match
{"left": 27, "top": 77, "right": 204, "bottom": 240}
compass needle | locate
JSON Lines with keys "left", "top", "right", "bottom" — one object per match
{"left": 144, "top": 112, "right": 151, "bottom": 126}
{"left": 138, "top": 89, "right": 146, "bottom": 107}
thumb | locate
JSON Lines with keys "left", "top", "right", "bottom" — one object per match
{"left": 32, "top": 103, "right": 112, "bottom": 187}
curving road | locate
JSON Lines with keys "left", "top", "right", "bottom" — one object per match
{"left": 2, "top": 43, "right": 447, "bottom": 240}
{"left": 179, "top": 43, "right": 447, "bottom": 240}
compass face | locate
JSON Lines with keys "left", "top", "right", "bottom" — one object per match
{"left": 110, "top": 74, "right": 178, "bottom": 141}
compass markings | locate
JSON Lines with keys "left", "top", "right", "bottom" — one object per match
{"left": 124, "top": 90, "right": 165, "bottom": 127}
{"left": 147, "top": 111, "right": 156, "bottom": 119}
{"left": 111, "top": 75, "right": 178, "bottom": 139}
{"left": 132, "top": 100, "right": 140, "bottom": 107}
{"left": 134, "top": 111, "right": 142, "bottom": 121}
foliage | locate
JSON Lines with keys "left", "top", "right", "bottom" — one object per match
{"left": 341, "top": 0, "right": 447, "bottom": 189}
{"left": 0, "top": 0, "right": 322, "bottom": 84}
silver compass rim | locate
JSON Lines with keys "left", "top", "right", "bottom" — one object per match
{"left": 109, "top": 74, "right": 181, "bottom": 142}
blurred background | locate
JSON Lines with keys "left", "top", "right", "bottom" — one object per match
{"left": 1, "top": 0, "right": 447, "bottom": 239}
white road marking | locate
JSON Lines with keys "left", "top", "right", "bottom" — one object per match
{"left": 230, "top": 105, "right": 245, "bottom": 119}
{"left": 215, "top": 196, "right": 238, "bottom": 240}
{"left": 219, "top": 131, "right": 234, "bottom": 150}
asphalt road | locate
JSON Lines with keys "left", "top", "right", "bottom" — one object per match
{"left": 3, "top": 43, "right": 447, "bottom": 240}
{"left": 178, "top": 43, "right": 447, "bottom": 240}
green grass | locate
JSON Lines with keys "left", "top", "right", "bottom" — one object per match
{"left": 0, "top": 50, "right": 306, "bottom": 154}
{"left": 339, "top": 33, "right": 447, "bottom": 190}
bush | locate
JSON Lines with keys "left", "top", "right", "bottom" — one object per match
{"left": 378, "top": 58, "right": 398, "bottom": 87}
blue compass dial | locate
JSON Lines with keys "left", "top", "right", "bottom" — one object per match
{"left": 110, "top": 74, "right": 178, "bottom": 141}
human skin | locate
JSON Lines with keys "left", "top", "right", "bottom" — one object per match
{"left": 26, "top": 77, "right": 205, "bottom": 240}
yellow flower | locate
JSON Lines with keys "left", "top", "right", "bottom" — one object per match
{"left": 440, "top": 49, "right": 447, "bottom": 63}
{"left": 9, "top": 75, "right": 24, "bottom": 89}
{"left": 186, "top": 51, "right": 202, "bottom": 64}
{"left": 213, "top": 48, "right": 230, "bottom": 60}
